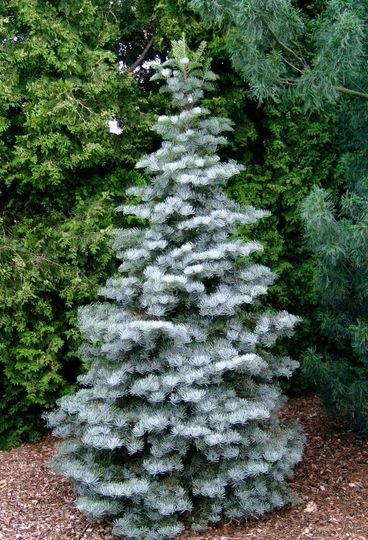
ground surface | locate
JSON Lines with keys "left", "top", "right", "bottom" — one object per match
{"left": 0, "top": 396, "right": 367, "bottom": 540}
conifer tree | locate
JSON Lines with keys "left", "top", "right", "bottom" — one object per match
{"left": 302, "top": 183, "right": 368, "bottom": 430}
{"left": 47, "top": 39, "right": 304, "bottom": 540}
{"left": 190, "top": 0, "right": 368, "bottom": 109}
{"left": 301, "top": 91, "right": 368, "bottom": 430}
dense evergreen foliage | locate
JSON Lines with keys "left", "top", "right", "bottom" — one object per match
{"left": 0, "top": 0, "right": 347, "bottom": 449}
{"left": 190, "top": 0, "right": 368, "bottom": 108}
{"left": 302, "top": 89, "right": 368, "bottom": 430}
{"left": 47, "top": 40, "right": 304, "bottom": 539}
{"left": 0, "top": 0, "right": 150, "bottom": 448}
{"left": 229, "top": 101, "right": 338, "bottom": 361}
{"left": 191, "top": 0, "right": 368, "bottom": 429}
{"left": 1, "top": 0, "right": 151, "bottom": 209}
{"left": 0, "top": 0, "right": 367, "bottom": 447}
{"left": 302, "top": 184, "right": 368, "bottom": 430}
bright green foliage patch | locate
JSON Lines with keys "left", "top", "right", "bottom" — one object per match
{"left": 0, "top": 0, "right": 151, "bottom": 448}
{"left": 0, "top": 195, "right": 117, "bottom": 448}
{"left": 0, "top": 0, "right": 156, "bottom": 212}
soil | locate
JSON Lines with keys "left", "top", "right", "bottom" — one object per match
{"left": 0, "top": 396, "right": 367, "bottom": 540}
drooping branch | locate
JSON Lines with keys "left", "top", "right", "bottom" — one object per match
{"left": 127, "top": 34, "right": 155, "bottom": 73}
{"left": 336, "top": 86, "right": 368, "bottom": 101}
{"left": 260, "top": 15, "right": 368, "bottom": 102}
{"left": 259, "top": 14, "right": 307, "bottom": 69}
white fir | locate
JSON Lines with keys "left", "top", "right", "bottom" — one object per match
{"left": 47, "top": 38, "right": 304, "bottom": 540}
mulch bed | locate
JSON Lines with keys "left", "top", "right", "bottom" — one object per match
{"left": 0, "top": 396, "right": 367, "bottom": 540}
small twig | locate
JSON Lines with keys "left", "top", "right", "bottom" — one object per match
{"left": 67, "top": 94, "right": 96, "bottom": 115}
{"left": 76, "top": 524, "right": 89, "bottom": 540}
{"left": 126, "top": 33, "right": 155, "bottom": 73}
{"left": 281, "top": 55, "right": 303, "bottom": 74}
{"left": 260, "top": 14, "right": 307, "bottom": 69}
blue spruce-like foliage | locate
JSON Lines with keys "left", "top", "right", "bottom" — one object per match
{"left": 47, "top": 39, "right": 304, "bottom": 540}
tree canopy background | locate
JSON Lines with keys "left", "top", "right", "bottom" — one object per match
{"left": 0, "top": 0, "right": 345, "bottom": 448}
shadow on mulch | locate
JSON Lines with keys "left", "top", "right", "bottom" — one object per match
{"left": 0, "top": 396, "right": 367, "bottom": 540}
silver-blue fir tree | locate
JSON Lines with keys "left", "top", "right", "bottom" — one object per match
{"left": 47, "top": 39, "right": 304, "bottom": 540}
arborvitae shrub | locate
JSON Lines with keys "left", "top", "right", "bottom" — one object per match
{"left": 47, "top": 39, "right": 304, "bottom": 540}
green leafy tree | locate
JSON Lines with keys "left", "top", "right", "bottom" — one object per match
{"left": 47, "top": 40, "right": 304, "bottom": 539}
{"left": 0, "top": 195, "right": 118, "bottom": 448}
{"left": 0, "top": 0, "right": 152, "bottom": 211}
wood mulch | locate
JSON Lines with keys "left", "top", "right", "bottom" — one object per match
{"left": 0, "top": 396, "right": 367, "bottom": 540}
